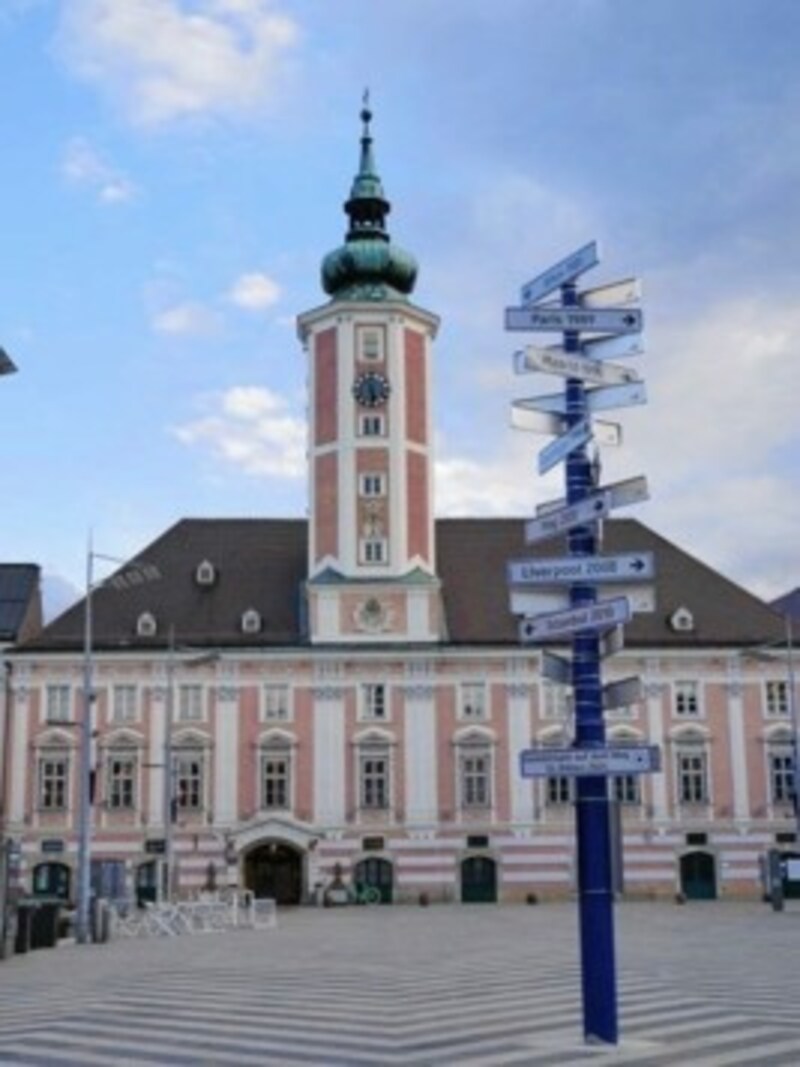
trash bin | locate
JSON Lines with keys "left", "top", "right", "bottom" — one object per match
{"left": 30, "top": 900, "right": 61, "bottom": 949}
{"left": 14, "top": 904, "right": 33, "bottom": 954}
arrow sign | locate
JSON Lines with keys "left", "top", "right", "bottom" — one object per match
{"left": 582, "top": 333, "right": 645, "bottom": 361}
{"left": 579, "top": 277, "right": 641, "bottom": 308}
{"left": 511, "top": 585, "right": 653, "bottom": 618}
{"left": 603, "top": 675, "right": 643, "bottom": 711}
{"left": 516, "top": 382, "right": 647, "bottom": 417}
{"left": 520, "top": 241, "right": 600, "bottom": 307}
{"left": 505, "top": 306, "right": 643, "bottom": 335}
{"left": 511, "top": 404, "right": 626, "bottom": 445}
{"left": 600, "top": 625, "right": 625, "bottom": 659}
{"left": 519, "top": 596, "right": 632, "bottom": 642}
{"left": 538, "top": 418, "right": 593, "bottom": 474}
{"left": 515, "top": 346, "right": 641, "bottom": 387}
{"left": 519, "top": 743, "right": 661, "bottom": 779}
{"left": 542, "top": 649, "right": 571, "bottom": 685}
{"left": 508, "top": 551, "right": 655, "bottom": 586}
{"left": 526, "top": 493, "right": 611, "bottom": 544}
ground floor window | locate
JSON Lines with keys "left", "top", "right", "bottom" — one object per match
{"left": 769, "top": 749, "right": 796, "bottom": 805}
{"left": 677, "top": 749, "right": 708, "bottom": 804}
{"left": 38, "top": 755, "right": 69, "bottom": 811}
{"left": 174, "top": 751, "right": 204, "bottom": 812}
{"left": 261, "top": 747, "right": 291, "bottom": 810}
{"left": 360, "top": 751, "right": 390, "bottom": 810}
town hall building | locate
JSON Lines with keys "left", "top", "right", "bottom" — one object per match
{"left": 1, "top": 107, "right": 794, "bottom": 910}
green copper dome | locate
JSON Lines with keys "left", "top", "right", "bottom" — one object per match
{"left": 321, "top": 100, "right": 418, "bottom": 302}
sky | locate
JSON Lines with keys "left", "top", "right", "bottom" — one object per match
{"left": 1, "top": 0, "right": 799, "bottom": 618}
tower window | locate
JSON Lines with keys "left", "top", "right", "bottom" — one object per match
{"left": 358, "top": 327, "right": 383, "bottom": 362}
{"left": 359, "top": 413, "right": 385, "bottom": 437}
{"left": 360, "top": 538, "right": 387, "bottom": 565}
{"left": 360, "top": 473, "right": 385, "bottom": 497}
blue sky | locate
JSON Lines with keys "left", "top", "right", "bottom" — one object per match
{"left": 1, "top": 0, "right": 798, "bottom": 616}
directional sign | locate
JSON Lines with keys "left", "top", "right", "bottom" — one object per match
{"left": 515, "top": 345, "right": 641, "bottom": 387}
{"left": 520, "top": 241, "right": 600, "bottom": 307}
{"left": 517, "top": 382, "right": 647, "bottom": 418}
{"left": 508, "top": 551, "right": 655, "bottom": 587}
{"left": 511, "top": 404, "right": 625, "bottom": 445}
{"left": 519, "top": 743, "right": 661, "bottom": 779}
{"left": 579, "top": 277, "right": 641, "bottom": 309}
{"left": 505, "top": 306, "right": 643, "bottom": 336}
{"left": 542, "top": 649, "right": 571, "bottom": 685}
{"left": 603, "top": 675, "right": 643, "bottom": 711}
{"left": 582, "top": 333, "right": 645, "bottom": 361}
{"left": 509, "top": 589, "right": 567, "bottom": 617}
{"left": 600, "top": 625, "right": 625, "bottom": 659}
{"left": 538, "top": 418, "right": 592, "bottom": 475}
{"left": 526, "top": 493, "right": 610, "bottom": 544}
{"left": 602, "top": 475, "right": 649, "bottom": 509}
{"left": 519, "top": 596, "right": 632, "bottom": 642}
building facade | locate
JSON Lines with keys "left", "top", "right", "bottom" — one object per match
{"left": 2, "top": 109, "right": 796, "bottom": 909}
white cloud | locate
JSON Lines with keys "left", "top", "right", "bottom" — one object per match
{"left": 61, "top": 137, "right": 137, "bottom": 203}
{"left": 152, "top": 301, "right": 220, "bottom": 336}
{"left": 173, "top": 385, "right": 305, "bottom": 478}
{"left": 228, "top": 271, "right": 281, "bottom": 311}
{"left": 57, "top": 0, "right": 300, "bottom": 126}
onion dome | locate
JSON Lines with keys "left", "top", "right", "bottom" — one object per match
{"left": 321, "top": 98, "right": 418, "bottom": 301}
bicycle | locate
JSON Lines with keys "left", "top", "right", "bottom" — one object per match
{"left": 352, "top": 883, "right": 382, "bottom": 905}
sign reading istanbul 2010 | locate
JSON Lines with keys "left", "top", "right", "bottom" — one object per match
{"left": 504, "top": 240, "right": 658, "bottom": 1047}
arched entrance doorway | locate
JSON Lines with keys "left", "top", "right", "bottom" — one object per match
{"left": 680, "top": 850, "right": 717, "bottom": 899}
{"left": 353, "top": 857, "right": 393, "bottom": 903}
{"left": 461, "top": 855, "right": 497, "bottom": 903}
{"left": 781, "top": 851, "right": 800, "bottom": 900}
{"left": 245, "top": 842, "right": 303, "bottom": 904}
{"left": 136, "top": 861, "right": 159, "bottom": 907}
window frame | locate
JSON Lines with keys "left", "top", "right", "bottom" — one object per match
{"left": 459, "top": 682, "right": 488, "bottom": 722}
{"left": 111, "top": 684, "right": 138, "bottom": 724}
{"left": 107, "top": 751, "right": 137, "bottom": 810}
{"left": 676, "top": 747, "right": 709, "bottom": 805}
{"left": 177, "top": 684, "right": 204, "bottom": 723}
{"left": 673, "top": 680, "right": 702, "bottom": 718}
{"left": 260, "top": 744, "right": 292, "bottom": 811}
{"left": 262, "top": 684, "right": 292, "bottom": 723}
{"left": 768, "top": 747, "right": 796, "bottom": 806}
{"left": 765, "top": 679, "right": 790, "bottom": 718}
{"left": 38, "top": 753, "right": 69, "bottom": 811}
{"left": 173, "top": 750, "right": 205, "bottom": 813}
{"left": 360, "top": 683, "right": 389, "bottom": 722}
{"left": 45, "top": 684, "right": 71, "bottom": 724}
{"left": 359, "top": 472, "right": 386, "bottom": 498}
{"left": 358, "top": 412, "right": 386, "bottom": 438}
{"left": 359, "top": 749, "right": 391, "bottom": 811}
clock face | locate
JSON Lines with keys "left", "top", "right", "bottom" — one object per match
{"left": 353, "top": 372, "right": 390, "bottom": 408}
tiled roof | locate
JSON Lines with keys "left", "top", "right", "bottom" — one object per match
{"left": 14, "top": 517, "right": 784, "bottom": 653}
{"left": 0, "top": 564, "right": 42, "bottom": 642}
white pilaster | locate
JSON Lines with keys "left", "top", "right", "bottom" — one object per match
{"left": 507, "top": 684, "right": 534, "bottom": 823}
{"left": 313, "top": 690, "right": 345, "bottom": 825}
{"left": 726, "top": 662, "right": 750, "bottom": 821}
{"left": 9, "top": 674, "right": 30, "bottom": 823}
{"left": 214, "top": 687, "right": 239, "bottom": 826}
{"left": 645, "top": 660, "right": 668, "bottom": 821}
{"left": 148, "top": 679, "right": 167, "bottom": 830}
{"left": 404, "top": 685, "right": 437, "bottom": 825}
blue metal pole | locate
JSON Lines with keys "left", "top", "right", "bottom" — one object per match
{"left": 562, "top": 281, "right": 618, "bottom": 1044}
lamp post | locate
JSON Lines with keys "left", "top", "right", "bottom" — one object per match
{"left": 75, "top": 544, "right": 161, "bottom": 945}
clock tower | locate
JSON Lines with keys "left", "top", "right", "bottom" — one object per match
{"left": 297, "top": 102, "right": 443, "bottom": 644}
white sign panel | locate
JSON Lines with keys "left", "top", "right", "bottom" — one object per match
{"left": 509, "top": 589, "right": 567, "bottom": 617}
{"left": 520, "top": 241, "right": 600, "bottom": 307}
{"left": 519, "top": 597, "right": 632, "bottom": 642}
{"left": 579, "top": 277, "right": 641, "bottom": 308}
{"left": 510, "top": 405, "right": 563, "bottom": 435}
{"left": 582, "top": 333, "right": 645, "bottom": 361}
{"left": 526, "top": 494, "right": 610, "bottom": 544}
{"left": 538, "top": 418, "right": 593, "bottom": 475}
{"left": 505, "top": 306, "right": 643, "bottom": 335}
{"left": 515, "top": 382, "right": 647, "bottom": 417}
{"left": 508, "top": 552, "right": 655, "bottom": 586}
{"left": 600, "top": 625, "right": 625, "bottom": 659}
{"left": 515, "top": 345, "right": 641, "bottom": 386}
{"left": 542, "top": 650, "right": 571, "bottom": 686}
{"left": 519, "top": 744, "right": 661, "bottom": 779}
{"left": 603, "top": 676, "right": 643, "bottom": 711}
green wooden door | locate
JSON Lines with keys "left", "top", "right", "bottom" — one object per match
{"left": 354, "top": 857, "right": 393, "bottom": 903}
{"left": 680, "top": 851, "right": 716, "bottom": 900}
{"left": 461, "top": 856, "right": 497, "bottom": 903}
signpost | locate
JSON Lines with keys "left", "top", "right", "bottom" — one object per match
{"left": 505, "top": 244, "right": 653, "bottom": 1047}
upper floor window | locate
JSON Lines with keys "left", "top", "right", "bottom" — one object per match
{"left": 677, "top": 748, "right": 708, "bottom": 804}
{"left": 674, "top": 681, "right": 700, "bottom": 717}
{"left": 107, "top": 753, "right": 137, "bottom": 810}
{"left": 612, "top": 775, "right": 641, "bottom": 805}
{"left": 177, "top": 684, "right": 204, "bottom": 722}
{"left": 765, "top": 680, "right": 789, "bottom": 717}
{"left": 359, "top": 749, "right": 390, "bottom": 810}
{"left": 260, "top": 743, "right": 291, "bottom": 810}
{"left": 112, "top": 685, "right": 137, "bottom": 724}
{"left": 768, "top": 748, "right": 795, "bottom": 805}
{"left": 361, "top": 683, "right": 388, "bottom": 721}
{"left": 262, "top": 684, "right": 291, "bottom": 722}
{"left": 174, "top": 751, "right": 204, "bottom": 812}
{"left": 38, "top": 755, "right": 69, "bottom": 811}
{"left": 45, "top": 685, "right": 70, "bottom": 723}
{"left": 459, "top": 682, "right": 487, "bottom": 721}
{"left": 360, "top": 538, "right": 387, "bottom": 565}
{"left": 546, "top": 776, "right": 572, "bottom": 806}
{"left": 359, "top": 413, "right": 385, "bottom": 438}
{"left": 460, "top": 749, "right": 492, "bottom": 808}
{"left": 542, "top": 682, "right": 570, "bottom": 720}
{"left": 360, "top": 472, "right": 385, "bottom": 497}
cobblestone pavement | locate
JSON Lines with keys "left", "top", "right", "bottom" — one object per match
{"left": 0, "top": 902, "right": 798, "bottom": 1065}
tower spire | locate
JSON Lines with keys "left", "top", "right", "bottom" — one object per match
{"left": 321, "top": 96, "right": 418, "bottom": 301}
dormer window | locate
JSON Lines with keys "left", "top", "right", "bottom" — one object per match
{"left": 669, "top": 606, "right": 695, "bottom": 632}
{"left": 195, "top": 560, "right": 217, "bottom": 587}
{"left": 136, "top": 612, "right": 157, "bottom": 637}
{"left": 241, "top": 609, "right": 262, "bottom": 635}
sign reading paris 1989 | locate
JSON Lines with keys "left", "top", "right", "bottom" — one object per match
{"left": 503, "top": 240, "right": 657, "bottom": 1047}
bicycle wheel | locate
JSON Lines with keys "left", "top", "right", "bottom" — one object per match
{"left": 363, "top": 885, "right": 382, "bottom": 905}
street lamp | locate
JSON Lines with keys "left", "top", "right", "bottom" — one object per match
{"left": 75, "top": 543, "right": 161, "bottom": 945}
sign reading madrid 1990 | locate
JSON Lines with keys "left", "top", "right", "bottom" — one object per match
{"left": 505, "top": 306, "right": 643, "bottom": 334}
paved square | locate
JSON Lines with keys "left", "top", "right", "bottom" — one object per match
{"left": 0, "top": 902, "right": 798, "bottom": 1065}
